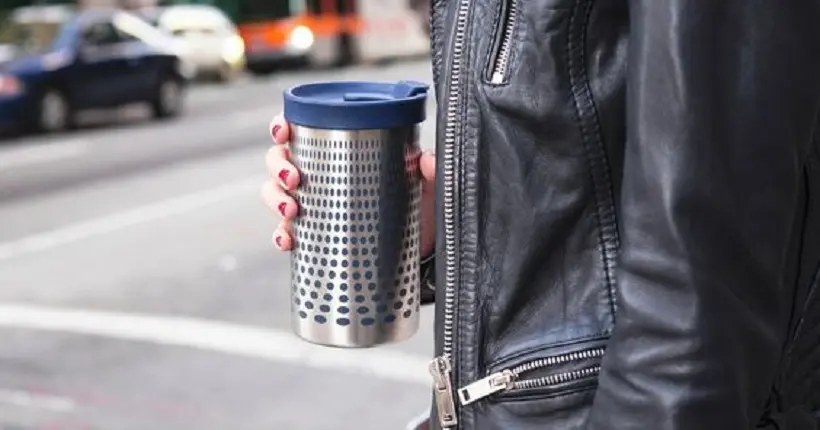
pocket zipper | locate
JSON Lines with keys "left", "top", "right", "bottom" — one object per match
{"left": 486, "top": 0, "right": 518, "bottom": 84}
{"left": 457, "top": 347, "right": 604, "bottom": 405}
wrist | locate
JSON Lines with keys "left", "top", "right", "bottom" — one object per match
{"left": 420, "top": 251, "right": 436, "bottom": 305}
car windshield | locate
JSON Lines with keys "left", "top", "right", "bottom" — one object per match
{"left": 0, "top": 7, "right": 71, "bottom": 54}
{"left": 112, "top": 11, "right": 175, "bottom": 50}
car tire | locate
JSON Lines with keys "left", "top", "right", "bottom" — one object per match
{"left": 150, "top": 76, "right": 184, "bottom": 119}
{"left": 35, "top": 89, "right": 73, "bottom": 133}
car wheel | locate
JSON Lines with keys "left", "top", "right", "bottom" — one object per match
{"left": 36, "top": 89, "right": 73, "bottom": 133}
{"left": 151, "top": 76, "right": 184, "bottom": 119}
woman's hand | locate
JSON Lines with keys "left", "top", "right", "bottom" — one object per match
{"left": 262, "top": 115, "right": 437, "bottom": 258}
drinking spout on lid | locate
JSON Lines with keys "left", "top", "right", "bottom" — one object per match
{"left": 392, "top": 80, "right": 429, "bottom": 98}
{"left": 342, "top": 81, "right": 429, "bottom": 102}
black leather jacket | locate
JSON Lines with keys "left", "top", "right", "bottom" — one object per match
{"left": 420, "top": 1, "right": 820, "bottom": 429}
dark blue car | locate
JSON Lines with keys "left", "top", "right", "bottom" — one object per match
{"left": 0, "top": 6, "right": 191, "bottom": 133}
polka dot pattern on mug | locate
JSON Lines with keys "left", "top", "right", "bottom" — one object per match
{"left": 290, "top": 133, "right": 422, "bottom": 327}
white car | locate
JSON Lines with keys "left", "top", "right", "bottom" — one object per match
{"left": 138, "top": 5, "right": 245, "bottom": 83}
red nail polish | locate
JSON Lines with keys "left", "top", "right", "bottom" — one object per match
{"left": 272, "top": 124, "right": 281, "bottom": 139}
{"left": 278, "top": 202, "right": 287, "bottom": 216}
{"left": 275, "top": 235, "right": 283, "bottom": 248}
{"left": 278, "top": 169, "right": 289, "bottom": 184}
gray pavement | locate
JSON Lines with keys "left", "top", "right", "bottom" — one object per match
{"left": 0, "top": 59, "right": 437, "bottom": 429}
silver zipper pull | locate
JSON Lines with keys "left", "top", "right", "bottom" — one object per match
{"left": 457, "top": 370, "right": 515, "bottom": 406}
{"left": 429, "top": 355, "right": 458, "bottom": 427}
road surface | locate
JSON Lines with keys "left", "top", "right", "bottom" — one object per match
{"left": 0, "top": 59, "right": 437, "bottom": 430}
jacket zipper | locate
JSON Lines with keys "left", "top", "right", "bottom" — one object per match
{"left": 456, "top": 348, "right": 605, "bottom": 405}
{"left": 428, "top": 0, "right": 471, "bottom": 428}
{"left": 487, "top": 0, "right": 518, "bottom": 84}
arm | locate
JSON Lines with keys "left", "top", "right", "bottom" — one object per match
{"left": 587, "top": 2, "right": 820, "bottom": 428}
{"left": 420, "top": 253, "right": 436, "bottom": 305}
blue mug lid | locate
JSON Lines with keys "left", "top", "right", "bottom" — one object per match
{"left": 283, "top": 80, "right": 429, "bottom": 130}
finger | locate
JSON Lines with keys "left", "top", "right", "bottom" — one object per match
{"left": 260, "top": 180, "right": 299, "bottom": 220}
{"left": 273, "top": 223, "right": 294, "bottom": 251}
{"left": 420, "top": 150, "right": 436, "bottom": 183}
{"left": 269, "top": 114, "right": 291, "bottom": 144}
{"left": 265, "top": 145, "right": 301, "bottom": 191}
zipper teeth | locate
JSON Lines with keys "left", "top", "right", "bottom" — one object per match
{"left": 512, "top": 366, "right": 601, "bottom": 390}
{"left": 442, "top": 0, "right": 470, "bottom": 359}
{"left": 510, "top": 347, "right": 605, "bottom": 375}
{"left": 491, "top": 0, "right": 518, "bottom": 80}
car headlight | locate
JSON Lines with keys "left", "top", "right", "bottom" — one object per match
{"left": 287, "top": 26, "right": 314, "bottom": 51}
{"left": 0, "top": 75, "right": 23, "bottom": 96}
{"left": 221, "top": 34, "right": 245, "bottom": 63}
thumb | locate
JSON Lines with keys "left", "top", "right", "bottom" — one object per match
{"left": 419, "top": 151, "right": 436, "bottom": 183}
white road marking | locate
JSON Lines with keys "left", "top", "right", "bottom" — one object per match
{"left": 0, "top": 304, "right": 431, "bottom": 386}
{"left": 0, "top": 176, "right": 262, "bottom": 262}
{"left": 0, "top": 139, "right": 88, "bottom": 170}
{"left": 0, "top": 388, "right": 77, "bottom": 413}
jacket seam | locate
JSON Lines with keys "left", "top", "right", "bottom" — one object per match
{"left": 566, "top": 0, "right": 619, "bottom": 327}
{"left": 430, "top": 0, "right": 445, "bottom": 101}
{"left": 456, "top": 4, "right": 480, "bottom": 428}
{"left": 781, "top": 137, "right": 820, "bottom": 376}
{"left": 782, "top": 261, "right": 820, "bottom": 372}
{"left": 782, "top": 163, "right": 812, "bottom": 360}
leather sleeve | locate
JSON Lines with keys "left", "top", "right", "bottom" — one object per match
{"left": 587, "top": 2, "right": 820, "bottom": 429}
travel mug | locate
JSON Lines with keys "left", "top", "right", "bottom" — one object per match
{"left": 283, "top": 80, "right": 429, "bottom": 348}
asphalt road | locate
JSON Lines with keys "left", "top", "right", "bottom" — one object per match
{"left": 0, "top": 59, "right": 437, "bottom": 430}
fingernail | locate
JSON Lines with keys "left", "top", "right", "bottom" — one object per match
{"left": 271, "top": 124, "right": 281, "bottom": 139}
{"left": 278, "top": 202, "right": 287, "bottom": 216}
{"left": 278, "top": 169, "right": 289, "bottom": 185}
{"left": 275, "top": 235, "right": 283, "bottom": 249}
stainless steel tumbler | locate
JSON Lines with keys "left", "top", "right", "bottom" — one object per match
{"left": 283, "top": 80, "right": 429, "bottom": 348}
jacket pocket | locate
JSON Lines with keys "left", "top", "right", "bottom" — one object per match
{"left": 483, "top": 0, "right": 519, "bottom": 85}
{"left": 458, "top": 344, "right": 603, "bottom": 405}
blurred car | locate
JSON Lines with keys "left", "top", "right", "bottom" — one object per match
{"left": 0, "top": 5, "right": 191, "bottom": 134}
{"left": 137, "top": 5, "right": 245, "bottom": 83}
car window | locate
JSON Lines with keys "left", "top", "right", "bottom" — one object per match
{"left": 112, "top": 11, "right": 173, "bottom": 48}
{"left": 81, "top": 21, "right": 121, "bottom": 46}
{"left": 171, "top": 26, "right": 220, "bottom": 37}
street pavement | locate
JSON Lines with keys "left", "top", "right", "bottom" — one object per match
{"left": 0, "top": 59, "right": 437, "bottom": 430}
